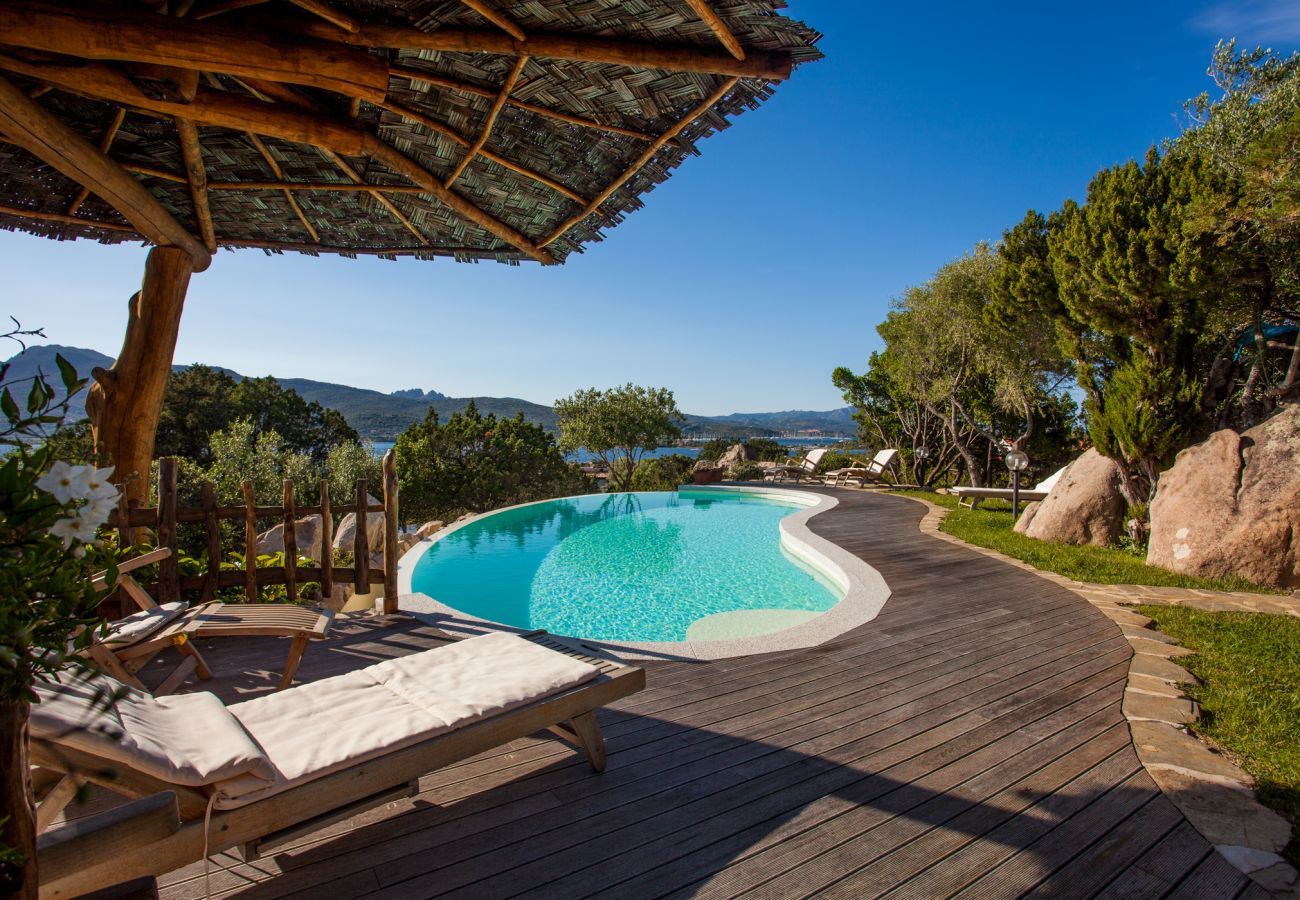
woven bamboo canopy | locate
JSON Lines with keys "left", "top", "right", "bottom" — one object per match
{"left": 0, "top": 0, "right": 819, "bottom": 506}
{"left": 0, "top": 0, "right": 821, "bottom": 265}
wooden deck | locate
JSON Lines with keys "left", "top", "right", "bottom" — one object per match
{"left": 141, "top": 488, "right": 1264, "bottom": 899}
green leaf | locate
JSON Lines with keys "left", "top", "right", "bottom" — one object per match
{"left": 0, "top": 387, "right": 19, "bottom": 424}
{"left": 55, "top": 354, "right": 81, "bottom": 394}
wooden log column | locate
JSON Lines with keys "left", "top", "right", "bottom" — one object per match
{"left": 85, "top": 247, "right": 194, "bottom": 505}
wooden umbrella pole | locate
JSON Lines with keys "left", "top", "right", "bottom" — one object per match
{"left": 85, "top": 247, "right": 195, "bottom": 505}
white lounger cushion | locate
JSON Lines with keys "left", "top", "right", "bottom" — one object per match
{"left": 215, "top": 631, "right": 600, "bottom": 807}
{"left": 102, "top": 601, "right": 189, "bottom": 647}
{"left": 31, "top": 671, "right": 275, "bottom": 787}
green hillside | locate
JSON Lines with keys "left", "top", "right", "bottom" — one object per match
{"left": 3, "top": 345, "right": 854, "bottom": 442}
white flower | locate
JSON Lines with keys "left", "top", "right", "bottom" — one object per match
{"left": 82, "top": 496, "right": 118, "bottom": 529}
{"left": 80, "top": 467, "right": 118, "bottom": 502}
{"left": 49, "top": 515, "right": 94, "bottom": 548}
{"left": 36, "top": 460, "right": 89, "bottom": 505}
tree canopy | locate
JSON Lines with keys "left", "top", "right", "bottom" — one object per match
{"left": 394, "top": 401, "right": 585, "bottom": 524}
{"left": 554, "top": 384, "right": 683, "bottom": 491}
{"left": 155, "top": 365, "right": 359, "bottom": 464}
{"left": 837, "top": 245, "right": 1078, "bottom": 488}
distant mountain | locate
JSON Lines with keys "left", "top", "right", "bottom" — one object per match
{"left": 707, "top": 407, "right": 857, "bottom": 434}
{"left": 390, "top": 388, "right": 448, "bottom": 401}
{"left": 1, "top": 344, "right": 112, "bottom": 422}
{"left": 2, "top": 344, "right": 854, "bottom": 443}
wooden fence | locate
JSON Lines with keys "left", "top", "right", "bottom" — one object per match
{"left": 106, "top": 451, "right": 400, "bottom": 615}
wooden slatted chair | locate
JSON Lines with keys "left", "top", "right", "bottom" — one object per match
{"left": 86, "top": 548, "right": 334, "bottom": 694}
{"left": 32, "top": 631, "right": 646, "bottom": 897}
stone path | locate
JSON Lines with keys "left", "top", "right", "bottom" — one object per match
{"left": 904, "top": 492, "right": 1299, "bottom": 895}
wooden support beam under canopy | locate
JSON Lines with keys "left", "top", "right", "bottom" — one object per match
{"left": 0, "top": 0, "right": 819, "bottom": 512}
{"left": 0, "top": 2, "right": 391, "bottom": 102}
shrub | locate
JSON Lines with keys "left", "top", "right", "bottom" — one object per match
{"left": 625, "top": 454, "right": 694, "bottom": 491}
{"left": 728, "top": 462, "right": 765, "bottom": 481}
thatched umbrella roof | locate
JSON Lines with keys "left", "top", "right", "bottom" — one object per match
{"left": 0, "top": 0, "right": 821, "bottom": 265}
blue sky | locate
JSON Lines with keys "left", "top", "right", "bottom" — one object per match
{"left": 2, "top": 0, "right": 1297, "bottom": 416}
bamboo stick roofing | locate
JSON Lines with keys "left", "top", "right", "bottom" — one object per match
{"left": 0, "top": 0, "right": 821, "bottom": 264}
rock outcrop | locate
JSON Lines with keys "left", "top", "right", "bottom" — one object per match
{"left": 1013, "top": 448, "right": 1126, "bottom": 546}
{"left": 257, "top": 514, "right": 323, "bottom": 563}
{"left": 1147, "top": 405, "right": 1300, "bottom": 588}
{"left": 333, "top": 493, "right": 384, "bottom": 553}
{"left": 715, "top": 443, "right": 752, "bottom": 468}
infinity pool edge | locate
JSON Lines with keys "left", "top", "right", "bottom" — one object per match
{"left": 396, "top": 485, "right": 892, "bottom": 661}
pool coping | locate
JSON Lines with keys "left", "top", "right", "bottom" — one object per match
{"left": 395, "top": 485, "right": 892, "bottom": 661}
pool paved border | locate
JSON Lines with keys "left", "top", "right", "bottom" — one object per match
{"left": 397, "top": 485, "right": 892, "bottom": 660}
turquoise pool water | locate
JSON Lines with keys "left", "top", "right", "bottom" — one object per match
{"left": 408, "top": 490, "right": 842, "bottom": 642}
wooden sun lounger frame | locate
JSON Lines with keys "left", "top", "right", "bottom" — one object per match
{"left": 86, "top": 548, "right": 334, "bottom": 694}
{"left": 949, "top": 486, "right": 1052, "bottom": 509}
{"left": 33, "top": 633, "right": 645, "bottom": 898}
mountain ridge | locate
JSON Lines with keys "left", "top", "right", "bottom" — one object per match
{"left": 3, "top": 344, "right": 856, "bottom": 442}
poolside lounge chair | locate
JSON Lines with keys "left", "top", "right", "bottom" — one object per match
{"left": 764, "top": 447, "right": 828, "bottom": 483}
{"left": 86, "top": 548, "right": 334, "bottom": 695}
{"left": 821, "top": 448, "right": 899, "bottom": 487}
{"left": 949, "top": 465, "right": 1067, "bottom": 509}
{"left": 32, "top": 630, "right": 645, "bottom": 897}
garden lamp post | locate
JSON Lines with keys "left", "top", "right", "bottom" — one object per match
{"left": 914, "top": 446, "right": 929, "bottom": 486}
{"left": 1005, "top": 449, "right": 1030, "bottom": 518}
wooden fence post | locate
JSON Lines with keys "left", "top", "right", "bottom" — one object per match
{"left": 353, "top": 478, "right": 368, "bottom": 594}
{"left": 319, "top": 480, "right": 333, "bottom": 602}
{"left": 200, "top": 481, "right": 220, "bottom": 603}
{"left": 241, "top": 480, "right": 257, "bottom": 601}
{"left": 282, "top": 480, "right": 297, "bottom": 603}
{"left": 157, "top": 457, "right": 179, "bottom": 602}
{"left": 382, "top": 450, "right": 399, "bottom": 614}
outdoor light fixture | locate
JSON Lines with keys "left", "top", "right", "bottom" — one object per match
{"left": 1005, "top": 449, "right": 1030, "bottom": 517}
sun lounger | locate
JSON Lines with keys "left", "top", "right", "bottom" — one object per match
{"left": 764, "top": 447, "right": 828, "bottom": 483}
{"left": 31, "top": 630, "right": 645, "bottom": 896}
{"left": 85, "top": 548, "right": 333, "bottom": 694}
{"left": 821, "top": 448, "right": 899, "bottom": 487}
{"left": 949, "top": 465, "right": 1067, "bottom": 508}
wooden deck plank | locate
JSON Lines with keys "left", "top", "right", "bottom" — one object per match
{"left": 1163, "top": 849, "right": 1253, "bottom": 899}
{"left": 143, "top": 488, "right": 1246, "bottom": 900}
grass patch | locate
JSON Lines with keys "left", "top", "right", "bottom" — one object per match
{"left": 889, "top": 489, "right": 1275, "bottom": 593}
{"left": 1137, "top": 605, "right": 1300, "bottom": 866}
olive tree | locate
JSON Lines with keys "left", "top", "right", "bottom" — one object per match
{"left": 554, "top": 384, "right": 683, "bottom": 492}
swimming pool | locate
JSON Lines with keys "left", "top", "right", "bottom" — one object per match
{"left": 406, "top": 489, "right": 845, "bottom": 643}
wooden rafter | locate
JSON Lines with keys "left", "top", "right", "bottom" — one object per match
{"left": 0, "top": 203, "right": 137, "bottom": 234}
{"left": 444, "top": 55, "right": 527, "bottom": 189}
{"left": 376, "top": 97, "right": 584, "bottom": 203}
{"left": 0, "top": 3, "right": 391, "bottom": 102}
{"left": 175, "top": 117, "right": 217, "bottom": 251}
{"left": 0, "top": 73, "right": 211, "bottom": 268}
{"left": 291, "top": 18, "right": 794, "bottom": 80}
{"left": 316, "top": 148, "right": 428, "bottom": 247}
{"left": 193, "top": 0, "right": 270, "bottom": 18}
{"left": 0, "top": 55, "right": 552, "bottom": 262}
{"left": 288, "top": 0, "right": 359, "bottom": 33}
{"left": 457, "top": 0, "right": 526, "bottom": 42}
{"left": 541, "top": 76, "right": 738, "bottom": 249}
{"left": 682, "top": 0, "right": 746, "bottom": 61}
{"left": 390, "top": 66, "right": 651, "bottom": 140}
{"left": 244, "top": 132, "right": 319, "bottom": 242}
{"left": 208, "top": 180, "right": 423, "bottom": 192}
{"left": 123, "top": 163, "right": 188, "bottom": 183}
{"left": 67, "top": 107, "right": 127, "bottom": 214}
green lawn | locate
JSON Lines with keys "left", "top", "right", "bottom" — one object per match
{"left": 890, "top": 490, "right": 1276, "bottom": 593}
{"left": 1137, "top": 605, "right": 1300, "bottom": 866}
